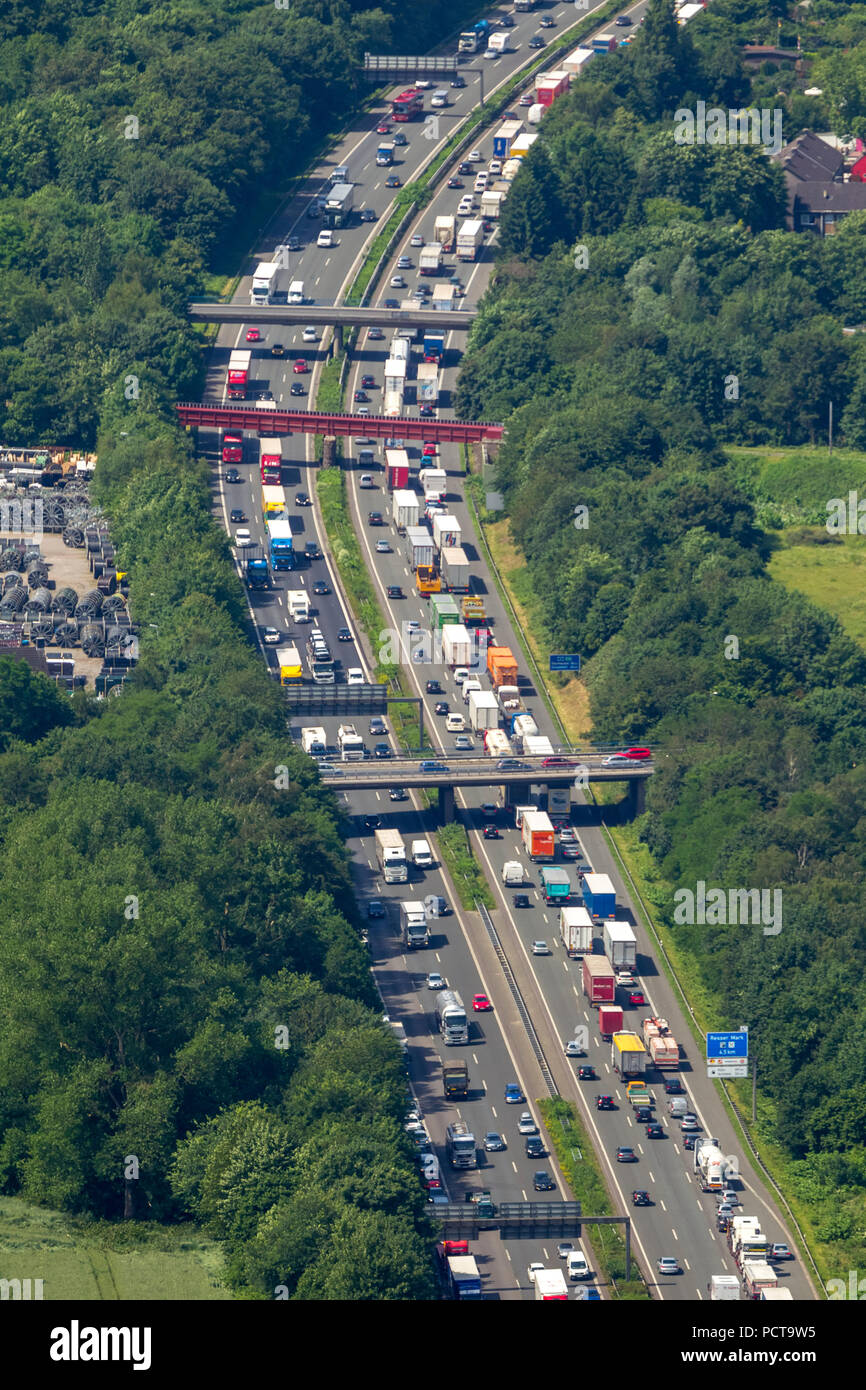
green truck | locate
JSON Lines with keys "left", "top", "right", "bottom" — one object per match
{"left": 626, "top": 1081, "right": 652, "bottom": 1109}
{"left": 442, "top": 1059, "right": 470, "bottom": 1098}
{"left": 464, "top": 1189, "right": 496, "bottom": 1220}
{"left": 429, "top": 593, "right": 461, "bottom": 631}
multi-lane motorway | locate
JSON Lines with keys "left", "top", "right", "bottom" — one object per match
{"left": 196, "top": 0, "right": 813, "bottom": 1302}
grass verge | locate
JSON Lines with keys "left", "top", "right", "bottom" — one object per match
{"left": 540, "top": 1098, "right": 649, "bottom": 1300}
{"left": 438, "top": 822, "right": 495, "bottom": 912}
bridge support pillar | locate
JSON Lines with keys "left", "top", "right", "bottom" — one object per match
{"left": 322, "top": 436, "right": 337, "bottom": 469}
{"left": 627, "top": 778, "right": 646, "bottom": 817}
{"left": 331, "top": 324, "right": 343, "bottom": 356}
{"left": 438, "top": 784, "right": 455, "bottom": 825}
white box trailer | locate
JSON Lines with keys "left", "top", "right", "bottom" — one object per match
{"left": 385, "top": 356, "right": 407, "bottom": 393}
{"left": 480, "top": 190, "right": 505, "bottom": 219}
{"left": 709, "top": 1274, "right": 741, "bottom": 1301}
{"left": 442, "top": 624, "right": 473, "bottom": 667}
{"left": 440, "top": 545, "right": 470, "bottom": 593}
{"left": 432, "top": 513, "right": 461, "bottom": 551}
{"left": 405, "top": 525, "right": 434, "bottom": 570}
{"left": 562, "top": 46, "right": 596, "bottom": 75}
{"left": 419, "top": 243, "right": 443, "bottom": 275}
{"left": 392, "top": 489, "right": 419, "bottom": 532}
{"left": 457, "top": 219, "right": 484, "bottom": 261}
{"left": 523, "top": 734, "right": 554, "bottom": 757}
{"left": 501, "top": 158, "right": 523, "bottom": 182}
{"left": 432, "top": 283, "right": 457, "bottom": 311}
{"left": 251, "top": 260, "right": 280, "bottom": 304}
{"left": 527, "top": 104, "right": 546, "bottom": 125}
{"left": 416, "top": 361, "right": 439, "bottom": 404}
{"left": 469, "top": 689, "right": 499, "bottom": 732}
{"left": 434, "top": 214, "right": 456, "bottom": 251}
{"left": 603, "top": 921, "right": 637, "bottom": 969}
{"left": 419, "top": 467, "right": 447, "bottom": 501}
{"left": 560, "top": 905, "right": 593, "bottom": 957}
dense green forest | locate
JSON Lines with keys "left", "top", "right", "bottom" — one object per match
{"left": 459, "top": 0, "right": 866, "bottom": 1265}
{"left": 0, "top": 0, "right": 491, "bottom": 1298}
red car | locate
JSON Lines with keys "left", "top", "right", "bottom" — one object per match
{"left": 626, "top": 747, "right": 652, "bottom": 760}
{"left": 541, "top": 756, "right": 578, "bottom": 768}
{"left": 628, "top": 990, "right": 645, "bottom": 1006}
{"left": 293, "top": 359, "right": 308, "bottom": 373}
{"left": 422, "top": 443, "right": 438, "bottom": 457}
{"left": 245, "top": 328, "right": 261, "bottom": 343}
{"left": 377, "top": 122, "right": 390, "bottom": 134}
{"left": 472, "top": 993, "right": 492, "bottom": 1012}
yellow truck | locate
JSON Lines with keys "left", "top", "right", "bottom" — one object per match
{"left": 276, "top": 645, "right": 302, "bottom": 684}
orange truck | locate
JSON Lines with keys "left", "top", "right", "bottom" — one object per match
{"left": 487, "top": 646, "right": 518, "bottom": 690}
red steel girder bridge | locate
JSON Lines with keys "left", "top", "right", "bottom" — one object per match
{"left": 175, "top": 402, "right": 504, "bottom": 444}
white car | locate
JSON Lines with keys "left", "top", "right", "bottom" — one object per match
{"left": 519, "top": 93, "right": 534, "bottom": 107}
{"left": 719, "top": 1188, "right": 739, "bottom": 1206}
{"left": 488, "top": 159, "right": 502, "bottom": 175}
{"left": 234, "top": 528, "right": 253, "bottom": 547}
{"left": 302, "top": 326, "right": 318, "bottom": 342}
{"left": 532, "top": 940, "right": 550, "bottom": 955}
{"left": 468, "top": 149, "right": 482, "bottom": 162}
{"left": 346, "top": 668, "right": 365, "bottom": 685}
{"left": 376, "top": 540, "right": 391, "bottom": 552}
{"left": 518, "top": 1112, "right": 537, "bottom": 1135}
{"left": 414, "top": 78, "right": 431, "bottom": 89}
{"left": 359, "top": 474, "right": 375, "bottom": 488}
{"left": 410, "top": 232, "right": 424, "bottom": 247}
{"left": 474, "top": 174, "right": 488, "bottom": 193}
{"left": 262, "top": 627, "right": 281, "bottom": 645}
{"left": 390, "top": 275, "right": 405, "bottom": 288}
{"left": 458, "top": 199, "right": 474, "bottom": 217}
{"left": 430, "top": 90, "right": 448, "bottom": 107}
{"left": 316, "top": 229, "right": 334, "bottom": 247}
{"left": 527, "top": 1262, "right": 545, "bottom": 1285}
{"left": 427, "top": 972, "right": 445, "bottom": 989}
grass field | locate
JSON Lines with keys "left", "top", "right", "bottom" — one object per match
{"left": 727, "top": 444, "right": 866, "bottom": 527}
{"left": 0, "top": 1196, "right": 232, "bottom": 1300}
{"left": 768, "top": 530, "right": 866, "bottom": 649}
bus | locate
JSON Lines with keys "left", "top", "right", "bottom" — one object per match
{"left": 391, "top": 89, "right": 423, "bottom": 121}
{"left": 261, "top": 484, "right": 287, "bottom": 521}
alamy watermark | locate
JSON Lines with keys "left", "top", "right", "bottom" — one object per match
{"left": 673, "top": 881, "right": 782, "bottom": 936}
{"left": 0, "top": 498, "right": 43, "bottom": 539}
{"left": 378, "top": 623, "right": 489, "bottom": 669}
{"left": 827, "top": 492, "right": 866, "bottom": 534}
{"left": 673, "top": 102, "right": 783, "bottom": 157}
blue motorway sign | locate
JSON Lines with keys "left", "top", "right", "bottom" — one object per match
{"left": 707, "top": 1030, "right": 748, "bottom": 1062}
{"left": 550, "top": 653, "right": 581, "bottom": 672}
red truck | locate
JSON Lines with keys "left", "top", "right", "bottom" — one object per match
{"left": 598, "top": 1004, "right": 624, "bottom": 1041}
{"left": 227, "top": 349, "right": 251, "bottom": 400}
{"left": 582, "top": 955, "right": 616, "bottom": 1006}
{"left": 385, "top": 449, "right": 409, "bottom": 490}
{"left": 221, "top": 432, "right": 243, "bottom": 464}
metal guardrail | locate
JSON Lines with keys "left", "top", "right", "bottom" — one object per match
{"left": 475, "top": 898, "right": 557, "bottom": 1096}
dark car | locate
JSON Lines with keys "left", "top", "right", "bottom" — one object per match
{"left": 632, "top": 1190, "right": 651, "bottom": 1206}
{"left": 374, "top": 743, "right": 392, "bottom": 759}
{"left": 525, "top": 1136, "right": 546, "bottom": 1159}
{"left": 458, "top": 162, "right": 472, "bottom": 175}
{"left": 497, "top": 758, "right": 530, "bottom": 770}
{"left": 419, "top": 405, "right": 435, "bottom": 418}
{"left": 384, "top": 298, "right": 400, "bottom": 309}
{"left": 271, "top": 343, "right": 284, "bottom": 357}
{"left": 360, "top": 208, "right": 377, "bottom": 222}
{"left": 513, "top": 893, "right": 530, "bottom": 909}
{"left": 634, "top": 1107, "right": 653, "bottom": 1124}
{"left": 367, "top": 511, "right": 384, "bottom": 525}
{"left": 393, "top": 133, "right": 407, "bottom": 146}
{"left": 533, "top": 1170, "right": 555, "bottom": 1192}
{"left": 431, "top": 896, "right": 450, "bottom": 917}
{"left": 683, "top": 1134, "right": 696, "bottom": 1151}
{"left": 386, "top": 174, "right": 401, "bottom": 187}
{"left": 483, "top": 825, "right": 500, "bottom": 839}
{"left": 646, "top": 1123, "right": 664, "bottom": 1139}
{"left": 225, "top": 468, "right": 240, "bottom": 483}
{"left": 389, "top": 787, "right": 408, "bottom": 801}
{"left": 451, "top": 75, "right": 466, "bottom": 88}
{"left": 304, "top": 542, "right": 321, "bottom": 560}
{"left": 362, "top": 815, "right": 381, "bottom": 832}
{"left": 286, "top": 236, "right": 301, "bottom": 251}
{"left": 529, "top": 34, "right": 545, "bottom": 48}
{"left": 229, "top": 509, "right": 246, "bottom": 523}
{"left": 447, "top": 177, "right": 464, "bottom": 189}
{"left": 499, "top": 14, "right": 514, "bottom": 25}
{"left": 295, "top": 492, "right": 310, "bottom": 506}
{"left": 664, "top": 1078, "right": 683, "bottom": 1094}
{"left": 367, "top": 899, "right": 386, "bottom": 919}
{"left": 354, "top": 390, "right": 369, "bottom": 403}
{"left": 616, "top": 1146, "right": 637, "bottom": 1163}
{"left": 361, "top": 375, "right": 376, "bottom": 388}
{"left": 434, "top": 701, "right": 449, "bottom": 715}
{"left": 290, "top": 382, "right": 306, "bottom": 396}
{"left": 337, "top": 627, "right": 353, "bottom": 642}
{"left": 418, "top": 760, "right": 448, "bottom": 773}
{"left": 615, "top": 14, "right": 632, "bottom": 25}
{"left": 577, "top": 1066, "right": 596, "bottom": 1080}
{"left": 387, "top": 585, "right": 404, "bottom": 598}
{"left": 596, "top": 1095, "right": 615, "bottom": 1111}
{"left": 426, "top": 679, "right": 442, "bottom": 694}
{"left": 312, "top": 580, "right": 330, "bottom": 595}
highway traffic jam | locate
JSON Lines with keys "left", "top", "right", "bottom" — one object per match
{"left": 197, "top": 1, "right": 804, "bottom": 1302}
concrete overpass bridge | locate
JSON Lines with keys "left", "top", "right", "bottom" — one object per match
{"left": 188, "top": 302, "right": 477, "bottom": 353}
{"left": 320, "top": 755, "right": 652, "bottom": 822}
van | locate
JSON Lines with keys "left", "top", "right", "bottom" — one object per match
{"left": 567, "top": 1251, "right": 590, "bottom": 1281}
{"left": 668, "top": 1097, "right": 688, "bottom": 1118}
{"left": 501, "top": 861, "right": 524, "bottom": 886}
{"left": 411, "top": 838, "right": 434, "bottom": 869}
{"left": 462, "top": 679, "right": 482, "bottom": 705}
{"left": 445, "top": 713, "right": 465, "bottom": 732}
{"left": 358, "top": 449, "right": 376, "bottom": 467}
{"left": 331, "top": 165, "right": 349, "bottom": 185}
{"left": 288, "top": 280, "right": 305, "bottom": 304}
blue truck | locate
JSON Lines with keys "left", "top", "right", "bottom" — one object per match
{"left": 244, "top": 549, "right": 270, "bottom": 589}
{"left": 423, "top": 329, "right": 446, "bottom": 363}
{"left": 581, "top": 872, "right": 616, "bottom": 919}
{"left": 267, "top": 519, "right": 294, "bottom": 570}
{"left": 458, "top": 20, "right": 489, "bottom": 54}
